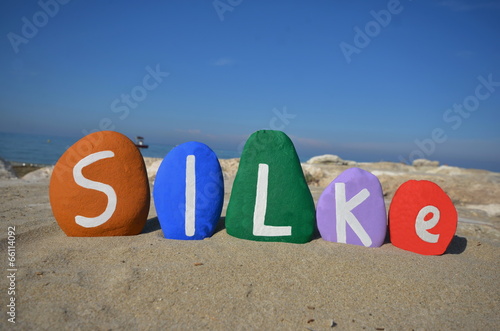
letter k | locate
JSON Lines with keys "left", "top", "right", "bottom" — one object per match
{"left": 335, "top": 183, "right": 372, "bottom": 247}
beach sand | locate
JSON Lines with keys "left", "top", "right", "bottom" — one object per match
{"left": 1, "top": 161, "right": 499, "bottom": 330}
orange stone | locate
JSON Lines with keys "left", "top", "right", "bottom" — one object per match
{"left": 388, "top": 180, "right": 457, "bottom": 255}
{"left": 49, "top": 131, "right": 150, "bottom": 236}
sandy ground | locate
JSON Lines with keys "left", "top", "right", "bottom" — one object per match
{"left": 1, "top": 173, "right": 499, "bottom": 330}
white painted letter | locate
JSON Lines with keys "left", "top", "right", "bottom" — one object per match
{"left": 185, "top": 155, "right": 196, "bottom": 237}
{"left": 253, "top": 163, "right": 292, "bottom": 236}
{"left": 415, "top": 205, "right": 440, "bottom": 243}
{"left": 335, "top": 183, "right": 372, "bottom": 246}
{"left": 73, "top": 151, "right": 117, "bottom": 228}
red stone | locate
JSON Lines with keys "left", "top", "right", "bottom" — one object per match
{"left": 389, "top": 180, "right": 457, "bottom": 255}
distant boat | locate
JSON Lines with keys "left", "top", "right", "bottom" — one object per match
{"left": 135, "top": 136, "right": 149, "bottom": 149}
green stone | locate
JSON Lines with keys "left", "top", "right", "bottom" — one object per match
{"left": 226, "top": 130, "right": 316, "bottom": 243}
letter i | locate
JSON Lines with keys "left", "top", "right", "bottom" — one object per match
{"left": 185, "top": 155, "right": 196, "bottom": 236}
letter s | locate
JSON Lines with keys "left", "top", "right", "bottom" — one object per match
{"left": 73, "top": 151, "right": 117, "bottom": 228}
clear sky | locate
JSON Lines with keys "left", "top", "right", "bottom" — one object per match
{"left": 1, "top": 0, "right": 499, "bottom": 170}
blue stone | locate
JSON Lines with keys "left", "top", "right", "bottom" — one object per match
{"left": 153, "top": 141, "right": 224, "bottom": 240}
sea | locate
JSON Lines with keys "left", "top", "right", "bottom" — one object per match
{"left": 0, "top": 132, "right": 240, "bottom": 166}
{"left": 1, "top": 131, "right": 498, "bottom": 172}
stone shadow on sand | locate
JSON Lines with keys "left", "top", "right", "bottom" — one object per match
{"left": 213, "top": 216, "right": 226, "bottom": 235}
{"left": 445, "top": 235, "right": 468, "bottom": 254}
{"left": 142, "top": 216, "right": 468, "bottom": 255}
{"left": 142, "top": 217, "right": 161, "bottom": 234}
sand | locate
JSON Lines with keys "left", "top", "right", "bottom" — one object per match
{"left": 1, "top": 165, "right": 499, "bottom": 330}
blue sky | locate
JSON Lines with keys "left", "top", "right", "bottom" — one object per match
{"left": 1, "top": 0, "right": 499, "bottom": 170}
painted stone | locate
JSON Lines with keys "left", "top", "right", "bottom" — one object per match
{"left": 153, "top": 141, "right": 224, "bottom": 240}
{"left": 225, "top": 130, "right": 315, "bottom": 243}
{"left": 316, "top": 167, "right": 387, "bottom": 247}
{"left": 389, "top": 180, "right": 457, "bottom": 255}
{"left": 49, "top": 131, "right": 150, "bottom": 237}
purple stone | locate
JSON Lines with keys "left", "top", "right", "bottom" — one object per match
{"left": 316, "top": 167, "right": 387, "bottom": 247}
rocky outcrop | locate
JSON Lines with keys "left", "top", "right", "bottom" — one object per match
{"left": 301, "top": 164, "right": 325, "bottom": 186}
{"left": 412, "top": 158, "right": 439, "bottom": 167}
{"left": 145, "top": 158, "right": 163, "bottom": 180}
{"left": 465, "top": 204, "right": 500, "bottom": 218}
{"left": 0, "top": 158, "right": 17, "bottom": 179}
{"left": 22, "top": 166, "right": 54, "bottom": 181}
{"left": 306, "top": 154, "right": 356, "bottom": 166}
{"left": 143, "top": 157, "right": 162, "bottom": 170}
{"left": 218, "top": 158, "right": 240, "bottom": 178}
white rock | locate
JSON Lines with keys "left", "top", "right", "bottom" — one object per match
{"left": 425, "top": 165, "right": 465, "bottom": 176}
{"left": 219, "top": 158, "right": 240, "bottom": 178}
{"left": 143, "top": 157, "right": 163, "bottom": 169}
{"left": 412, "top": 158, "right": 439, "bottom": 167}
{"left": 146, "top": 159, "right": 163, "bottom": 179}
{"left": 0, "top": 158, "right": 17, "bottom": 179}
{"left": 306, "top": 154, "right": 356, "bottom": 166}
{"left": 466, "top": 204, "right": 500, "bottom": 218}
{"left": 301, "top": 164, "right": 324, "bottom": 184}
{"left": 370, "top": 170, "right": 406, "bottom": 177}
{"left": 22, "top": 166, "right": 54, "bottom": 181}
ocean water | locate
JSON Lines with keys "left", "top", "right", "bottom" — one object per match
{"left": 2, "top": 131, "right": 498, "bottom": 172}
{"left": 0, "top": 132, "right": 240, "bottom": 165}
